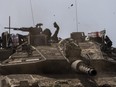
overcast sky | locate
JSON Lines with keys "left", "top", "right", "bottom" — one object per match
{"left": 0, "top": 0, "right": 116, "bottom": 46}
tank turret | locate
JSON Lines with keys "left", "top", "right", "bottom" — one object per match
{"left": 58, "top": 38, "right": 97, "bottom": 76}
{"left": 0, "top": 29, "right": 116, "bottom": 87}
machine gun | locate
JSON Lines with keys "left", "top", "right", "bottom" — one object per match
{"left": 4, "top": 23, "right": 43, "bottom": 30}
{"left": 4, "top": 27, "right": 32, "bottom": 31}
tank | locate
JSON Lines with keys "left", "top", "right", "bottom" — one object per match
{"left": 0, "top": 27, "right": 116, "bottom": 87}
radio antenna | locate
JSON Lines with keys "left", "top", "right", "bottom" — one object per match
{"left": 9, "top": 16, "right": 11, "bottom": 34}
{"left": 30, "top": 0, "right": 35, "bottom": 26}
{"left": 75, "top": 0, "right": 78, "bottom": 32}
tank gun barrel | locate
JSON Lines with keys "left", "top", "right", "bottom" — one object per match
{"left": 59, "top": 38, "right": 97, "bottom": 76}
{"left": 71, "top": 60, "right": 97, "bottom": 76}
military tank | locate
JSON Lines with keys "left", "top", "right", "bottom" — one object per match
{"left": 0, "top": 24, "right": 116, "bottom": 87}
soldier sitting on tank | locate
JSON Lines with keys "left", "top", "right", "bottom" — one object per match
{"left": 51, "top": 22, "right": 60, "bottom": 42}
{"left": 101, "top": 35, "right": 113, "bottom": 57}
{"left": 104, "top": 35, "right": 112, "bottom": 48}
{"left": 42, "top": 28, "right": 52, "bottom": 43}
{"left": 42, "top": 22, "right": 60, "bottom": 43}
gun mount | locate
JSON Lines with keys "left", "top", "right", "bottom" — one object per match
{"left": 4, "top": 22, "right": 59, "bottom": 46}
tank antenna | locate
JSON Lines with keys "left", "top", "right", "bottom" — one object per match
{"left": 75, "top": 0, "right": 78, "bottom": 32}
{"left": 9, "top": 16, "right": 11, "bottom": 34}
{"left": 30, "top": 0, "right": 35, "bottom": 26}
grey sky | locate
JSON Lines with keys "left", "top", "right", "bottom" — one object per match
{"left": 0, "top": 0, "right": 116, "bottom": 46}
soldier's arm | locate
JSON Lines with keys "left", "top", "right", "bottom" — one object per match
{"left": 54, "top": 22, "right": 59, "bottom": 29}
{"left": 51, "top": 22, "right": 60, "bottom": 41}
{"left": 52, "top": 22, "right": 59, "bottom": 37}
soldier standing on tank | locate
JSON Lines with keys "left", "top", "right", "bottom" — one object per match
{"left": 51, "top": 22, "right": 60, "bottom": 42}
{"left": 42, "top": 22, "right": 60, "bottom": 43}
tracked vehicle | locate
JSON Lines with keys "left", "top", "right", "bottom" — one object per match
{"left": 0, "top": 26, "right": 116, "bottom": 87}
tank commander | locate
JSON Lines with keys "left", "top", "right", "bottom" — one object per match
{"left": 104, "top": 35, "right": 112, "bottom": 48}
{"left": 42, "top": 22, "right": 60, "bottom": 43}
{"left": 42, "top": 28, "right": 52, "bottom": 42}
{"left": 51, "top": 22, "right": 60, "bottom": 42}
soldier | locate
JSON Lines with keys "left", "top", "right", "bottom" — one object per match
{"left": 42, "top": 28, "right": 52, "bottom": 42}
{"left": 42, "top": 22, "right": 60, "bottom": 43}
{"left": 51, "top": 22, "right": 60, "bottom": 42}
{"left": 104, "top": 35, "right": 112, "bottom": 48}
{"left": 0, "top": 36, "right": 2, "bottom": 48}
